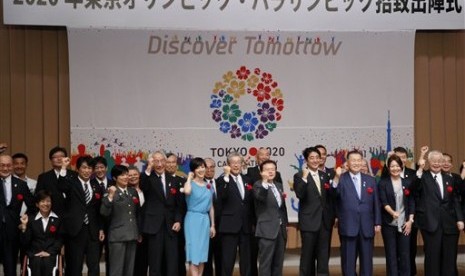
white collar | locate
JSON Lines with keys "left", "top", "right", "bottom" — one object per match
{"left": 35, "top": 211, "right": 58, "bottom": 221}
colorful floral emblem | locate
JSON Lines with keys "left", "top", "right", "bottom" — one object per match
{"left": 210, "top": 66, "right": 284, "bottom": 141}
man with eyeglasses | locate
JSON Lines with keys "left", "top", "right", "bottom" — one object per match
{"left": 36, "top": 146, "right": 76, "bottom": 217}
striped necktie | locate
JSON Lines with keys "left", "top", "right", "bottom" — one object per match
{"left": 84, "top": 183, "right": 91, "bottom": 224}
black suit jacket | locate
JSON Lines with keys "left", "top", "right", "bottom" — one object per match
{"left": 246, "top": 166, "right": 283, "bottom": 187}
{"left": 20, "top": 213, "right": 62, "bottom": 257}
{"left": 413, "top": 171, "right": 463, "bottom": 234}
{"left": 139, "top": 172, "right": 183, "bottom": 235}
{"left": 216, "top": 174, "right": 254, "bottom": 234}
{"left": 293, "top": 170, "right": 335, "bottom": 232}
{"left": 90, "top": 177, "right": 115, "bottom": 196}
{"left": 36, "top": 169, "right": 76, "bottom": 218}
{"left": 57, "top": 173, "right": 103, "bottom": 238}
{"left": 0, "top": 176, "right": 35, "bottom": 239}
{"left": 378, "top": 177, "right": 415, "bottom": 226}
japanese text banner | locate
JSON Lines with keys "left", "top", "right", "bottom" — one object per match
{"left": 3, "top": 0, "right": 464, "bottom": 30}
{"left": 68, "top": 29, "right": 414, "bottom": 221}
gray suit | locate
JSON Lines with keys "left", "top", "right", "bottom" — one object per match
{"left": 100, "top": 187, "right": 140, "bottom": 276}
{"left": 253, "top": 180, "right": 288, "bottom": 276}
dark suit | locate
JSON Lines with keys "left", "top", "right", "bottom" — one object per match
{"left": 247, "top": 165, "right": 282, "bottom": 276}
{"left": 0, "top": 176, "right": 35, "bottom": 276}
{"left": 140, "top": 172, "right": 183, "bottom": 276}
{"left": 36, "top": 169, "right": 75, "bottom": 218}
{"left": 100, "top": 187, "right": 140, "bottom": 276}
{"left": 253, "top": 180, "right": 288, "bottom": 276}
{"left": 91, "top": 177, "right": 115, "bottom": 276}
{"left": 20, "top": 212, "right": 62, "bottom": 276}
{"left": 413, "top": 171, "right": 463, "bottom": 276}
{"left": 380, "top": 166, "right": 418, "bottom": 275}
{"left": 204, "top": 178, "right": 222, "bottom": 276}
{"left": 378, "top": 177, "right": 415, "bottom": 276}
{"left": 293, "top": 170, "right": 335, "bottom": 276}
{"left": 217, "top": 173, "right": 254, "bottom": 276}
{"left": 57, "top": 172, "right": 103, "bottom": 276}
{"left": 335, "top": 172, "right": 381, "bottom": 276}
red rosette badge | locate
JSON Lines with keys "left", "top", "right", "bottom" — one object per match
{"left": 16, "top": 194, "right": 24, "bottom": 201}
{"left": 366, "top": 187, "right": 374, "bottom": 195}
{"left": 49, "top": 225, "right": 57, "bottom": 233}
{"left": 446, "top": 185, "right": 453, "bottom": 193}
{"left": 132, "top": 197, "right": 140, "bottom": 205}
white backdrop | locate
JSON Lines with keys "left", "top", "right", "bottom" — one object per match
{"left": 68, "top": 29, "right": 414, "bottom": 221}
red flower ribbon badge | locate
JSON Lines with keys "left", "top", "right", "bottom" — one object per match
{"left": 282, "top": 192, "right": 287, "bottom": 199}
{"left": 246, "top": 184, "right": 253, "bottom": 191}
{"left": 94, "top": 193, "right": 101, "bottom": 200}
{"left": 403, "top": 188, "right": 410, "bottom": 196}
{"left": 446, "top": 185, "right": 453, "bottom": 193}
{"left": 132, "top": 197, "right": 139, "bottom": 205}
{"left": 49, "top": 225, "right": 57, "bottom": 233}
{"left": 170, "top": 188, "right": 177, "bottom": 195}
{"left": 16, "top": 194, "right": 24, "bottom": 201}
{"left": 366, "top": 187, "right": 374, "bottom": 195}
{"left": 323, "top": 183, "right": 330, "bottom": 190}
{"left": 206, "top": 184, "right": 211, "bottom": 190}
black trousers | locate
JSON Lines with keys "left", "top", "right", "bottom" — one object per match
{"left": 65, "top": 225, "right": 100, "bottom": 276}
{"left": 146, "top": 227, "right": 179, "bottom": 276}
{"left": 221, "top": 232, "right": 251, "bottom": 276}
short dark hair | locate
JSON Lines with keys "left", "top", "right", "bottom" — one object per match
{"left": 48, "top": 146, "right": 68, "bottom": 160}
{"left": 393, "top": 147, "right": 408, "bottom": 155}
{"left": 302, "top": 147, "right": 321, "bottom": 160}
{"left": 35, "top": 190, "right": 52, "bottom": 204}
{"left": 111, "top": 165, "right": 129, "bottom": 180}
{"left": 346, "top": 150, "right": 363, "bottom": 160}
{"left": 76, "top": 156, "right": 93, "bottom": 169}
{"left": 387, "top": 155, "right": 403, "bottom": 170}
{"left": 12, "top": 153, "right": 28, "bottom": 163}
{"left": 92, "top": 156, "right": 108, "bottom": 168}
{"left": 189, "top": 157, "right": 206, "bottom": 172}
{"left": 314, "top": 144, "right": 327, "bottom": 152}
{"left": 259, "top": 159, "right": 277, "bottom": 171}
{"left": 166, "top": 152, "right": 177, "bottom": 159}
